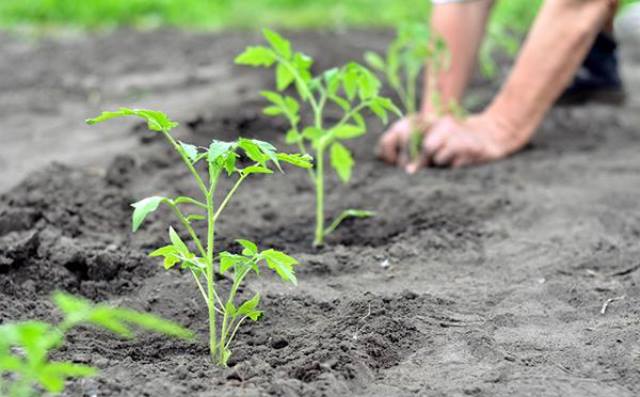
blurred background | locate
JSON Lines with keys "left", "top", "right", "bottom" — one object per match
{"left": 0, "top": 0, "right": 639, "bottom": 191}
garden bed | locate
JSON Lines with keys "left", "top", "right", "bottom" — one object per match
{"left": 1, "top": 30, "right": 639, "bottom": 396}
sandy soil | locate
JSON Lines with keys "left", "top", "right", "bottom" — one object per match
{"left": 1, "top": 29, "right": 639, "bottom": 397}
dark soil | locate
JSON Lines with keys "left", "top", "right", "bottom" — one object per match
{"left": 1, "top": 29, "right": 640, "bottom": 397}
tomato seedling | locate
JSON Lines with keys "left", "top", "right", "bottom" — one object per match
{"left": 87, "top": 108, "right": 311, "bottom": 366}
{"left": 0, "top": 292, "right": 191, "bottom": 397}
{"left": 236, "top": 29, "right": 400, "bottom": 246}
{"left": 365, "top": 24, "right": 465, "bottom": 161}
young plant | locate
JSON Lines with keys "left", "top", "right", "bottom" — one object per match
{"left": 235, "top": 29, "right": 400, "bottom": 247}
{"left": 364, "top": 24, "right": 465, "bottom": 161}
{"left": 87, "top": 108, "right": 311, "bottom": 366}
{"left": 0, "top": 292, "right": 191, "bottom": 397}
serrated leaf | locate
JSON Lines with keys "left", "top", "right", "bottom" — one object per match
{"left": 219, "top": 252, "right": 244, "bottom": 274}
{"left": 238, "top": 139, "right": 267, "bottom": 164}
{"left": 179, "top": 142, "right": 198, "bottom": 162}
{"left": 261, "top": 249, "right": 298, "bottom": 285}
{"left": 86, "top": 108, "right": 178, "bottom": 132}
{"left": 235, "top": 46, "right": 276, "bottom": 66}
{"left": 208, "top": 140, "right": 235, "bottom": 163}
{"left": 149, "top": 245, "right": 178, "bottom": 257}
{"left": 276, "top": 63, "right": 295, "bottom": 91}
{"left": 276, "top": 153, "right": 313, "bottom": 169}
{"left": 237, "top": 239, "right": 258, "bottom": 256}
{"left": 263, "top": 29, "right": 291, "bottom": 59}
{"left": 330, "top": 142, "right": 354, "bottom": 183}
{"left": 237, "top": 293, "right": 261, "bottom": 320}
{"left": 332, "top": 124, "right": 365, "bottom": 140}
{"left": 131, "top": 196, "right": 164, "bottom": 232}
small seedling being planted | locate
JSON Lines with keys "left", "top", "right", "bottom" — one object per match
{"left": 0, "top": 292, "right": 191, "bottom": 397}
{"left": 236, "top": 29, "right": 400, "bottom": 246}
{"left": 365, "top": 24, "right": 465, "bottom": 161}
{"left": 87, "top": 108, "right": 311, "bottom": 366}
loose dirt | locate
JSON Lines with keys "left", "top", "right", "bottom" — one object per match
{"left": 1, "top": 29, "right": 639, "bottom": 396}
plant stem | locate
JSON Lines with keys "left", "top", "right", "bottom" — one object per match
{"left": 213, "top": 174, "right": 247, "bottom": 223}
{"left": 206, "top": 171, "right": 219, "bottom": 363}
{"left": 161, "top": 130, "right": 208, "bottom": 197}
{"left": 217, "top": 268, "right": 248, "bottom": 365}
{"left": 166, "top": 201, "right": 207, "bottom": 259}
{"left": 313, "top": 146, "right": 325, "bottom": 247}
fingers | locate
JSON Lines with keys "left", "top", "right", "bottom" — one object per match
{"left": 377, "top": 130, "right": 400, "bottom": 165}
{"left": 377, "top": 120, "right": 412, "bottom": 166}
{"left": 405, "top": 121, "right": 448, "bottom": 173}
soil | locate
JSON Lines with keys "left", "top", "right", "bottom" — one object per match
{"left": 1, "top": 29, "right": 640, "bottom": 397}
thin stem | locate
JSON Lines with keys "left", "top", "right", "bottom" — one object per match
{"left": 206, "top": 171, "right": 219, "bottom": 363}
{"left": 224, "top": 316, "right": 248, "bottom": 351}
{"left": 165, "top": 200, "right": 207, "bottom": 259}
{"left": 313, "top": 146, "right": 325, "bottom": 247}
{"left": 279, "top": 57, "right": 320, "bottom": 117}
{"left": 190, "top": 269, "right": 225, "bottom": 314}
{"left": 334, "top": 101, "right": 369, "bottom": 129}
{"left": 175, "top": 196, "right": 208, "bottom": 210}
{"left": 218, "top": 268, "right": 250, "bottom": 365}
{"left": 161, "top": 130, "right": 208, "bottom": 197}
{"left": 212, "top": 174, "right": 247, "bottom": 223}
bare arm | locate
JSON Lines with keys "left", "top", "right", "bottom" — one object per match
{"left": 483, "top": 0, "right": 615, "bottom": 153}
{"left": 422, "top": 0, "right": 494, "bottom": 115}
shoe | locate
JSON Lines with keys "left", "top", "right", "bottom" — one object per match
{"left": 558, "top": 32, "right": 626, "bottom": 106}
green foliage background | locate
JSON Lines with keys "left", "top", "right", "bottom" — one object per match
{"left": 0, "top": 0, "right": 544, "bottom": 31}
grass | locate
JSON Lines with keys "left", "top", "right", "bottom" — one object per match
{"left": 0, "top": 0, "right": 431, "bottom": 30}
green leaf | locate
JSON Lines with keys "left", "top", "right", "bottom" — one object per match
{"left": 285, "top": 129, "right": 302, "bottom": 144}
{"left": 179, "top": 142, "right": 198, "bottom": 162}
{"left": 149, "top": 244, "right": 181, "bottom": 270}
{"left": 131, "top": 196, "right": 165, "bottom": 232}
{"left": 324, "top": 209, "right": 375, "bottom": 236}
{"left": 276, "top": 153, "right": 313, "bottom": 169}
{"left": 86, "top": 108, "right": 178, "bottom": 132}
{"left": 186, "top": 214, "right": 206, "bottom": 222}
{"left": 330, "top": 95, "right": 351, "bottom": 112}
{"left": 302, "top": 127, "right": 324, "bottom": 141}
{"left": 331, "top": 124, "right": 365, "bottom": 140}
{"left": 263, "top": 106, "right": 283, "bottom": 116}
{"left": 330, "top": 142, "right": 354, "bottom": 183}
{"left": 110, "top": 308, "right": 193, "bottom": 340}
{"left": 225, "top": 301, "right": 237, "bottom": 317}
{"left": 238, "top": 139, "right": 268, "bottom": 164}
{"left": 236, "top": 239, "right": 258, "bottom": 256}
{"left": 237, "top": 293, "right": 262, "bottom": 321}
{"left": 364, "top": 51, "right": 386, "bottom": 72}
{"left": 276, "top": 63, "right": 295, "bottom": 91}
{"left": 263, "top": 29, "right": 292, "bottom": 59}
{"left": 219, "top": 252, "right": 245, "bottom": 273}
{"left": 149, "top": 245, "right": 178, "bottom": 257}
{"left": 261, "top": 90, "right": 284, "bottom": 106}
{"left": 208, "top": 140, "right": 235, "bottom": 164}
{"left": 235, "top": 46, "right": 276, "bottom": 66}
{"left": 169, "top": 227, "right": 190, "bottom": 257}
{"left": 261, "top": 249, "right": 298, "bottom": 285}
{"left": 242, "top": 165, "right": 273, "bottom": 175}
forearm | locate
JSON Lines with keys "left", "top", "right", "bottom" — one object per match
{"left": 485, "top": 0, "right": 614, "bottom": 151}
{"left": 421, "top": 0, "right": 494, "bottom": 116}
